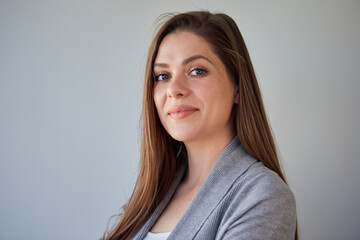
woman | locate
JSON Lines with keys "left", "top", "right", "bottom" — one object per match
{"left": 104, "top": 11, "right": 297, "bottom": 240}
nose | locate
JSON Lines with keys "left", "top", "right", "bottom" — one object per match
{"left": 167, "top": 74, "right": 189, "bottom": 98}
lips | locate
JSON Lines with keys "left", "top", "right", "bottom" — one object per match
{"left": 168, "top": 105, "right": 199, "bottom": 119}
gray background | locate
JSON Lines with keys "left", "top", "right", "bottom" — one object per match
{"left": 1, "top": 0, "right": 359, "bottom": 239}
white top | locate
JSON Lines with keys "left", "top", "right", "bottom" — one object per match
{"left": 143, "top": 231, "right": 171, "bottom": 240}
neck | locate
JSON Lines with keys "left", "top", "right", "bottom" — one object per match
{"left": 182, "top": 129, "right": 235, "bottom": 188}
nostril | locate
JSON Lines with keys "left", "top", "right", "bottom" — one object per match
{"left": 168, "top": 89, "right": 184, "bottom": 98}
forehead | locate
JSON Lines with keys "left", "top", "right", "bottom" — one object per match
{"left": 154, "top": 31, "right": 218, "bottom": 64}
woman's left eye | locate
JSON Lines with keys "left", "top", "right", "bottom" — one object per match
{"left": 190, "top": 68, "right": 206, "bottom": 76}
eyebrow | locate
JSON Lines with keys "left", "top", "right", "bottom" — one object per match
{"left": 153, "top": 55, "right": 213, "bottom": 68}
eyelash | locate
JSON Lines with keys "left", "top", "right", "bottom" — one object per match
{"left": 190, "top": 68, "right": 207, "bottom": 76}
{"left": 154, "top": 68, "right": 207, "bottom": 82}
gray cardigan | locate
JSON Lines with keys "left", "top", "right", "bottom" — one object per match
{"left": 133, "top": 137, "right": 297, "bottom": 239}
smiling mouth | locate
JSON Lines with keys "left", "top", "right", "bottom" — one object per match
{"left": 168, "top": 105, "right": 199, "bottom": 119}
{"left": 169, "top": 109, "right": 198, "bottom": 119}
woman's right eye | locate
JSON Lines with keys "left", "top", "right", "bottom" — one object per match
{"left": 154, "top": 74, "right": 170, "bottom": 81}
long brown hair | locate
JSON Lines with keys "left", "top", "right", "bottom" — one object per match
{"left": 105, "top": 11, "right": 297, "bottom": 240}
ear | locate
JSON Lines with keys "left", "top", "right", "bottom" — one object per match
{"left": 234, "top": 85, "right": 239, "bottom": 104}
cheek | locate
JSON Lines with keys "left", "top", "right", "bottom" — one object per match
{"left": 203, "top": 80, "right": 235, "bottom": 112}
{"left": 197, "top": 82, "right": 220, "bottom": 104}
{"left": 193, "top": 80, "right": 213, "bottom": 98}
{"left": 153, "top": 86, "right": 165, "bottom": 112}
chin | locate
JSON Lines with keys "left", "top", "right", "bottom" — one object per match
{"left": 168, "top": 130, "right": 198, "bottom": 143}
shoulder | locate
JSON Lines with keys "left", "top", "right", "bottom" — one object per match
{"left": 217, "top": 160, "right": 297, "bottom": 239}
{"left": 237, "top": 160, "right": 295, "bottom": 204}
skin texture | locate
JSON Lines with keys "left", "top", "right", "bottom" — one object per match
{"left": 153, "top": 31, "right": 237, "bottom": 147}
{"left": 150, "top": 31, "right": 239, "bottom": 233}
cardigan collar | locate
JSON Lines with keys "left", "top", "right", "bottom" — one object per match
{"left": 133, "top": 137, "right": 257, "bottom": 239}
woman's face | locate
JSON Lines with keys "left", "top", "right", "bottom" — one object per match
{"left": 153, "top": 31, "right": 237, "bottom": 144}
